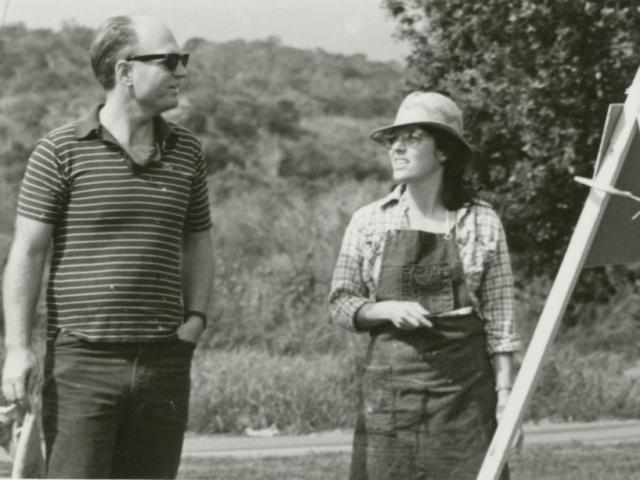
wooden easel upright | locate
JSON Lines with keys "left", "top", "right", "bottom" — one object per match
{"left": 477, "top": 65, "right": 640, "bottom": 480}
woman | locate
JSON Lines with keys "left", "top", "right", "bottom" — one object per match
{"left": 329, "top": 91, "right": 520, "bottom": 480}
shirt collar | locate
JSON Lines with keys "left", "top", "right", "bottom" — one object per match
{"left": 380, "top": 184, "right": 406, "bottom": 209}
{"left": 379, "top": 183, "right": 472, "bottom": 223}
{"left": 380, "top": 183, "right": 407, "bottom": 210}
{"left": 74, "top": 104, "right": 177, "bottom": 148}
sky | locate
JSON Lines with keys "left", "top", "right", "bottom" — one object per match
{"left": 1, "top": 0, "right": 410, "bottom": 62}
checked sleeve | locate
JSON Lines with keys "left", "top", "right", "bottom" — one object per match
{"left": 478, "top": 212, "right": 521, "bottom": 354}
{"left": 328, "top": 212, "right": 372, "bottom": 332}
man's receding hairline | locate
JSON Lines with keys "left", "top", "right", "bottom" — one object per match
{"left": 126, "top": 16, "right": 178, "bottom": 51}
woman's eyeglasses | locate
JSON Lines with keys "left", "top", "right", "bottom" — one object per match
{"left": 382, "top": 129, "right": 431, "bottom": 148}
{"left": 126, "top": 53, "right": 190, "bottom": 72}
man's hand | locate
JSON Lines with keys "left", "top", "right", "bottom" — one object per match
{"left": 176, "top": 315, "right": 206, "bottom": 344}
{"left": 379, "top": 301, "right": 433, "bottom": 329}
{"left": 2, "top": 347, "right": 37, "bottom": 410}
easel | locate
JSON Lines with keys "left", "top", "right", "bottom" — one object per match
{"left": 477, "top": 65, "right": 640, "bottom": 480}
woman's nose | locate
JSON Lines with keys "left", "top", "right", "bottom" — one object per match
{"left": 390, "top": 139, "right": 406, "bottom": 152}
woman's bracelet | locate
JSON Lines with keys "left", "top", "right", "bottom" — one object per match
{"left": 495, "top": 385, "right": 512, "bottom": 392}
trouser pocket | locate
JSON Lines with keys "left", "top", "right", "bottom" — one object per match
{"left": 362, "top": 365, "right": 395, "bottom": 435}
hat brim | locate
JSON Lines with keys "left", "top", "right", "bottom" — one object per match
{"left": 369, "top": 122, "right": 473, "bottom": 154}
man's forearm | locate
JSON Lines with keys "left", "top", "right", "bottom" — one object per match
{"left": 3, "top": 246, "right": 48, "bottom": 350}
{"left": 182, "top": 230, "right": 214, "bottom": 313}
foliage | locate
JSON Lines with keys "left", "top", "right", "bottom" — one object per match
{"left": 278, "top": 117, "right": 389, "bottom": 180}
{"left": 384, "top": 0, "right": 640, "bottom": 275}
{"left": 174, "top": 37, "right": 403, "bottom": 175}
{"left": 0, "top": 23, "right": 100, "bottom": 189}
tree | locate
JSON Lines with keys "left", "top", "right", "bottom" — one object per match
{"left": 384, "top": 1, "right": 640, "bottom": 275}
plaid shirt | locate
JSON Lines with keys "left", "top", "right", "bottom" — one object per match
{"left": 328, "top": 185, "right": 521, "bottom": 354}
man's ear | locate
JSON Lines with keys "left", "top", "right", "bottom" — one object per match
{"left": 436, "top": 148, "right": 447, "bottom": 165}
{"left": 115, "top": 59, "right": 133, "bottom": 86}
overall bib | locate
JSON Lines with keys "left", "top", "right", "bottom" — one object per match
{"left": 351, "top": 230, "right": 507, "bottom": 480}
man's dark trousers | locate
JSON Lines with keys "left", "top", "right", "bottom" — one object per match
{"left": 42, "top": 330, "right": 194, "bottom": 479}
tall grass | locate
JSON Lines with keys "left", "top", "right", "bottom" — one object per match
{"left": 187, "top": 338, "right": 640, "bottom": 434}
{"left": 188, "top": 348, "right": 358, "bottom": 434}
{"left": 200, "top": 176, "right": 388, "bottom": 355}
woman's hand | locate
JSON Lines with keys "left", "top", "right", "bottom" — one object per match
{"left": 355, "top": 300, "right": 432, "bottom": 329}
{"left": 496, "top": 389, "right": 523, "bottom": 451}
{"left": 384, "top": 301, "right": 433, "bottom": 329}
{"left": 495, "top": 388, "right": 510, "bottom": 422}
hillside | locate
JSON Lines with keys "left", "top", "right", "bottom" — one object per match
{"left": 0, "top": 24, "right": 403, "bottom": 195}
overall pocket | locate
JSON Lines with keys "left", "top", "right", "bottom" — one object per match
{"left": 413, "top": 264, "right": 454, "bottom": 314}
{"left": 362, "top": 365, "right": 395, "bottom": 435}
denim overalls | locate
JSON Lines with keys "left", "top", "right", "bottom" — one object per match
{"left": 350, "top": 229, "right": 508, "bottom": 480}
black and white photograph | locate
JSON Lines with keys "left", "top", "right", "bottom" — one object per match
{"left": 1, "top": 1, "right": 640, "bottom": 479}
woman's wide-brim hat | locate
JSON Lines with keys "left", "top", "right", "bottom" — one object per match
{"left": 370, "top": 91, "right": 473, "bottom": 154}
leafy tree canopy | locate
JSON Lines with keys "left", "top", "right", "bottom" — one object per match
{"left": 384, "top": 0, "right": 640, "bottom": 275}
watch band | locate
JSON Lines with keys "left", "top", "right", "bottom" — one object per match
{"left": 185, "top": 310, "right": 207, "bottom": 329}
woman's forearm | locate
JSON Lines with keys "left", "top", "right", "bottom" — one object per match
{"left": 492, "top": 352, "right": 515, "bottom": 391}
{"left": 354, "top": 302, "right": 391, "bottom": 330}
{"left": 354, "top": 301, "right": 432, "bottom": 330}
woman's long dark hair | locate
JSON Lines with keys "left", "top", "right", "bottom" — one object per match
{"left": 426, "top": 127, "right": 475, "bottom": 211}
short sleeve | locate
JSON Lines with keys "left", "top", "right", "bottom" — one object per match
{"left": 17, "top": 138, "right": 67, "bottom": 224}
{"left": 184, "top": 145, "right": 212, "bottom": 232}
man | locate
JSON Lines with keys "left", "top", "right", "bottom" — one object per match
{"left": 1, "top": 15, "right": 214, "bottom": 479}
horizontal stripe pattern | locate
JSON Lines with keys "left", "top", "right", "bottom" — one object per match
{"left": 17, "top": 115, "right": 211, "bottom": 342}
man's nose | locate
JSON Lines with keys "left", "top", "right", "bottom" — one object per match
{"left": 174, "top": 62, "right": 188, "bottom": 78}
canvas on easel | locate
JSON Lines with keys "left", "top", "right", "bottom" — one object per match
{"left": 584, "top": 104, "right": 640, "bottom": 267}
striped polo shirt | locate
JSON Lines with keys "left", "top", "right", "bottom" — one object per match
{"left": 17, "top": 105, "right": 212, "bottom": 342}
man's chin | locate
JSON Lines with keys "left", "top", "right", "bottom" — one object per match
{"left": 151, "top": 98, "right": 180, "bottom": 115}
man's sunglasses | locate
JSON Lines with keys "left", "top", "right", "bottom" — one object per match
{"left": 126, "top": 53, "right": 190, "bottom": 72}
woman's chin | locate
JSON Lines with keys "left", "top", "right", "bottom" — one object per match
{"left": 392, "top": 171, "right": 411, "bottom": 183}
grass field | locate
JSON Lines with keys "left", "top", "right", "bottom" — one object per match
{"left": 175, "top": 442, "right": 640, "bottom": 480}
{"left": 0, "top": 441, "right": 638, "bottom": 478}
